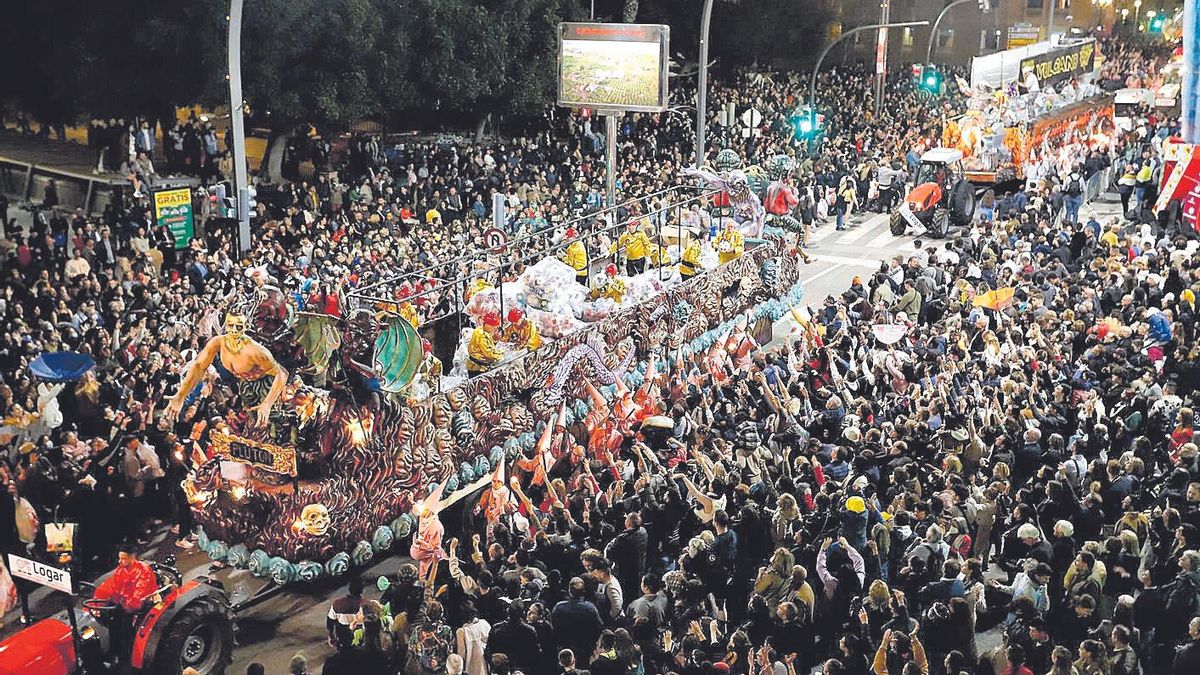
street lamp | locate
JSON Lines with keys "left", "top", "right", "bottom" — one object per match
{"left": 926, "top": 0, "right": 989, "bottom": 72}
{"left": 696, "top": 0, "right": 715, "bottom": 168}
{"left": 1134, "top": 0, "right": 1142, "bottom": 26}
{"left": 809, "top": 21, "right": 929, "bottom": 140}
{"left": 227, "top": 0, "right": 250, "bottom": 253}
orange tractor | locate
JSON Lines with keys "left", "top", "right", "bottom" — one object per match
{"left": 890, "top": 148, "right": 977, "bottom": 238}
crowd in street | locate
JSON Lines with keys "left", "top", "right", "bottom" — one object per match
{"left": 0, "top": 35, "right": 1198, "bottom": 675}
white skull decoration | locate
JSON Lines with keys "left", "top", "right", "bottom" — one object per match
{"left": 299, "top": 503, "right": 331, "bottom": 537}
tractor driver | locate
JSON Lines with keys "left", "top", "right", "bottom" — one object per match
{"left": 91, "top": 546, "right": 160, "bottom": 659}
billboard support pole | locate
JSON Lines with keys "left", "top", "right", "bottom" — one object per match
{"left": 606, "top": 115, "right": 618, "bottom": 208}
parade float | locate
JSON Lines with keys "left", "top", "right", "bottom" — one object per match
{"left": 178, "top": 177, "right": 807, "bottom": 585}
{"left": 950, "top": 37, "right": 1113, "bottom": 184}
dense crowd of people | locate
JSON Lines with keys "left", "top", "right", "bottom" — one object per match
{"left": 0, "top": 35, "right": 1198, "bottom": 675}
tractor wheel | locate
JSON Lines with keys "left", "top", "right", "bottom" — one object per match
{"left": 930, "top": 209, "right": 951, "bottom": 238}
{"left": 150, "top": 594, "right": 235, "bottom": 675}
{"left": 889, "top": 211, "right": 906, "bottom": 235}
{"left": 947, "top": 179, "right": 977, "bottom": 227}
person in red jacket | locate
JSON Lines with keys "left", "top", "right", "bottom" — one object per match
{"left": 92, "top": 546, "right": 160, "bottom": 663}
{"left": 93, "top": 547, "right": 158, "bottom": 614}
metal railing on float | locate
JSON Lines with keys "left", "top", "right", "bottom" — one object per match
{"left": 345, "top": 183, "right": 721, "bottom": 363}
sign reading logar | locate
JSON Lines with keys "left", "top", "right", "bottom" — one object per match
{"left": 558, "top": 23, "right": 669, "bottom": 113}
{"left": 1020, "top": 39, "right": 1097, "bottom": 88}
{"left": 9, "top": 553, "right": 73, "bottom": 594}
{"left": 153, "top": 187, "right": 195, "bottom": 250}
{"left": 209, "top": 430, "right": 298, "bottom": 477}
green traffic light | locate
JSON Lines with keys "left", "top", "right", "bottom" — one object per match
{"left": 925, "top": 75, "right": 938, "bottom": 87}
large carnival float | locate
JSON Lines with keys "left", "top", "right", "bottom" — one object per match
{"left": 180, "top": 171, "right": 807, "bottom": 585}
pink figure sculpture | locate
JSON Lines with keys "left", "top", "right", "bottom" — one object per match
{"left": 409, "top": 479, "right": 451, "bottom": 583}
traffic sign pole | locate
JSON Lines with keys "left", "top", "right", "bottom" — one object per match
{"left": 492, "top": 193, "right": 506, "bottom": 233}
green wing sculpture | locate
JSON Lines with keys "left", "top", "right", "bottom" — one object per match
{"left": 373, "top": 316, "right": 423, "bottom": 393}
{"left": 294, "top": 312, "right": 342, "bottom": 374}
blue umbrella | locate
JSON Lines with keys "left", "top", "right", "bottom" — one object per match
{"left": 28, "top": 352, "right": 96, "bottom": 382}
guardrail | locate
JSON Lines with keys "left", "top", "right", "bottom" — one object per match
{"left": 1084, "top": 165, "right": 1114, "bottom": 204}
{"left": 0, "top": 156, "right": 127, "bottom": 216}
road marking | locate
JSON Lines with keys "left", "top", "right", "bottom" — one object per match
{"left": 803, "top": 263, "right": 845, "bottom": 285}
{"left": 867, "top": 229, "right": 898, "bottom": 248}
{"left": 808, "top": 254, "right": 885, "bottom": 268}
{"left": 808, "top": 224, "right": 836, "bottom": 241}
{"left": 837, "top": 214, "right": 888, "bottom": 244}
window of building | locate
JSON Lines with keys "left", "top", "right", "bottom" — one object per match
{"left": 1027, "top": 0, "right": 1044, "bottom": 8}
{"left": 902, "top": 27, "right": 914, "bottom": 47}
{"left": 938, "top": 29, "right": 954, "bottom": 49}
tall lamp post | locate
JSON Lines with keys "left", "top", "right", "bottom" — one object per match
{"left": 809, "top": 21, "right": 930, "bottom": 131}
{"left": 227, "top": 0, "right": 251, "bottom": 253}
{"left": 927, "top": 0, "right": 990, "bottom": 66}
{"left": 695, "top": 0, "right": 715, "bottom": 168}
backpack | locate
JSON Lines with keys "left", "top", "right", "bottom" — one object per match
{"left": 913, "top": 542, "right": 946, "bottom": 582}
{"left": 1163, "top": 574, "right": 1200, "bottom": 623}
{"left": 1066, "top": 179, "right": 1083, "bottom": 197}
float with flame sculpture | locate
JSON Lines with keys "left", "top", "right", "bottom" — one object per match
{"left": 177, "top": 222, "right": 806, "bottom": 583}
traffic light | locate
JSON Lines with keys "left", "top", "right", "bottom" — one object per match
{"left": 1148, "top": 16, "right": 1165, "bottom": 32}
{"left": 789, "top": 110, "right": 822, "bottom": 140}
{"left": 240, "top": 186, "right": 257, "bottom": 218}
{"left": 208, "top": 184, "right": 230, "bottom": 217}
{"left": 918, "top": 65, "right": 943, "bottom": 94}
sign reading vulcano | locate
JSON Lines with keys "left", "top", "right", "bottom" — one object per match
{"left": 1020, "top": 40, "right": 1097, "bottom": 88}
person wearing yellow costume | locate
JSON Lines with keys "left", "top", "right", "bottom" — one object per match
{"left": 612, "top": 220, "right": 651, "bottom": 276}
{"left": 465, "top": 278, "right": 492, "bottom": 301}
{"left": 679, "top": 233, "right": 703, "bottom": 280}
{"left": 643, "top": 228, "right": 672, "bottom": 268}
{"left": 467, "top": 311, "right": 505, "bottom": 376}
{"left": 503, "top": 307, "right": 543, "bottom": 351}
{"left": 714, "top": 220, "right": 744, "bottom": 265}
{"left": 588, "top": 264, "right": 627, "bottom": 303}
{"left": 560, "top": 226, "right": 589, "bottom": 286}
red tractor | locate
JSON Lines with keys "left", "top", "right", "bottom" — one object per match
{"left": 0, "top": 556, "right": 235, "bottom": 675}
{"left": 889, "top": 148, "right": 977, "bottom": 238}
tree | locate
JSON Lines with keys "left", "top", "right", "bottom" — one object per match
{"left": 407, "top": 0, "right": 584, "bottom": 139}
{"left": 241, "top": 0, "right": 393, "bottom": 126}
{"left": 624, "top": 0, "right": 640, "bottom": 22}
{"left": 637, "top": 0, "right": 832, "bottom": 69}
